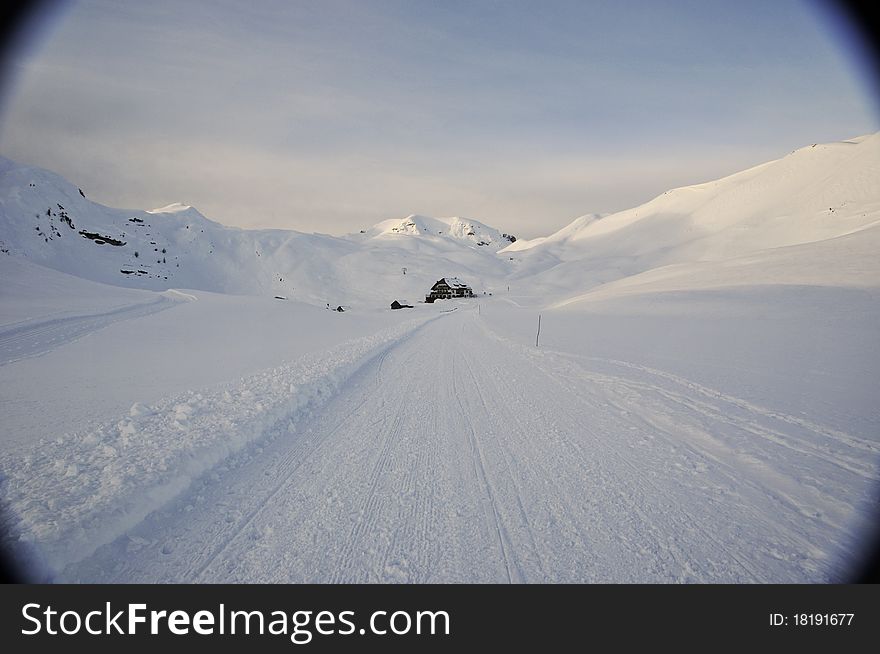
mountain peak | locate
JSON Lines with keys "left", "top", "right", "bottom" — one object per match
{"left": 147, "top": 203, "right": 193, "bottom": 214}
{"left": 361, "top": 214, "right": 516, "bottom": 249}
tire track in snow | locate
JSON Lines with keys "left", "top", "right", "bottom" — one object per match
{"left": 378, "top": 354, "right": 443, "bottom": 583}
{"left": 326, "top": 342, "right": 443, "bottom": 583}
{"left": 539, "top": 355, "right": 873, "bottom": 532}
{"left": 449, "top": 346, "right": 517, "bottom": 583}
{"left": 602, "top": 358, "right": 879, "bottom": 454}
{"left": 479, "top": 334, "right": 765, "bottom": 581}
{"left": 474, "top": 320, "right": 856, "bottom": 580}
{"left": 186, "top": 316, "right": 447, "bottom": 583}
{"left": 0, "top": 296, "right": 175, "bottom": 365}
{"left": 577, "top": 363, "right": 876, "bottom": 482}
{"left": 540, "top": 367, "right": 822, "bottom": 578}
{"left": 455, "top": 346, "right": 653, "bottom": 579}
{"left": 190, "top": 347, "right": 398, "bottom": 582}
{"left": 59, "top": 314, "right": 443, "bottom": 582}
{"left": 327, "top": 384, "right": 408, "bottom": 581}
{"left": 455, "top": 335, "right": 549, "bottom": 581}
{"left": 461, "top": 315, "right": 739, "bottom": 581}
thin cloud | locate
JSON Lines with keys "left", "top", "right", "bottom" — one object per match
{"left": 0, "top": 0, "right": 876, "bottom": 239}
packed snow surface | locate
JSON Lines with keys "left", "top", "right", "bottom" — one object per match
{"left": 1, "top": 133, "right": 879, "bottom": 582}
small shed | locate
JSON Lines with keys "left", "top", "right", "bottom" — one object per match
{"left": 391, "top": 300, "right": 413, "bottom": 309}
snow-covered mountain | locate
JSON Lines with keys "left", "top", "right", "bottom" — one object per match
{"left": 358, "top": 213, "right": 516, "bottom": 249}
{"left": 2, "top": 132, "right": 879, "bottom": 310}
{"left": 504, "top": 133, "right": 880, "bottom": 301}
{"left": 0, "top": 157, "right": 515, "bottom": 308}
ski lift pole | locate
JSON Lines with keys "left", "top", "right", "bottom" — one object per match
{"left": 536, "top": 314, "right": 541, "bottom": 347}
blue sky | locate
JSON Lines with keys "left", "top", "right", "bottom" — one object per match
{"left": 0, "top": 0, "right": 876, "bottom": 237}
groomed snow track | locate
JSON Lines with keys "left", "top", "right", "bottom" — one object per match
{"left": 0, "top": 297, "right": 175, "bottom": 366}
{"left": 44, "top": 307, "right": 877, "bottom": 583}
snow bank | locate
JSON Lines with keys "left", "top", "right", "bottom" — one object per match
{"left": 0, "top": 312, "right": 438, "bottom": 577}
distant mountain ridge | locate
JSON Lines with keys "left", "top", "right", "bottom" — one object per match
{"left": 0, "top": 156, "right": 515, "bottom": 307}
{"left": 360, "top": 214, "right": 516, "bottom": 249}
{"left": 2, "top": 132, "right": 878, "bottom": 309}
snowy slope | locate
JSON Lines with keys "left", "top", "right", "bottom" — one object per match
{"left": 501, "top": 212, "right": 604, "bottom": 253}
{"left": 0, "top": 158, "right": 517, "bottom": 308}
{"left": 505, "top": 134, "right": 880, "bottom": 301}
{"left": 3, "top": 133, "right": 879, "bottom": 309}
{"left": 0, "top": 156, "right": 365, "bottom": 300}
{"left": 0, "top": 255, "right": 162, "bottom": 329}
{"left": 553, "top": 223, "right": 880, "bottom": 308}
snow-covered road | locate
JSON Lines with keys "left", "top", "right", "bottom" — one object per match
{"left": 56, "top": 306, "right": 877, "bottom": 583}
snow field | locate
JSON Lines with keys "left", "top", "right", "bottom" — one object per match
{"left": 53, "top": 305, "right": 879, "bottom": 582}
{"left": 0, "top": 311, "right": 439, "bottom": 577}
